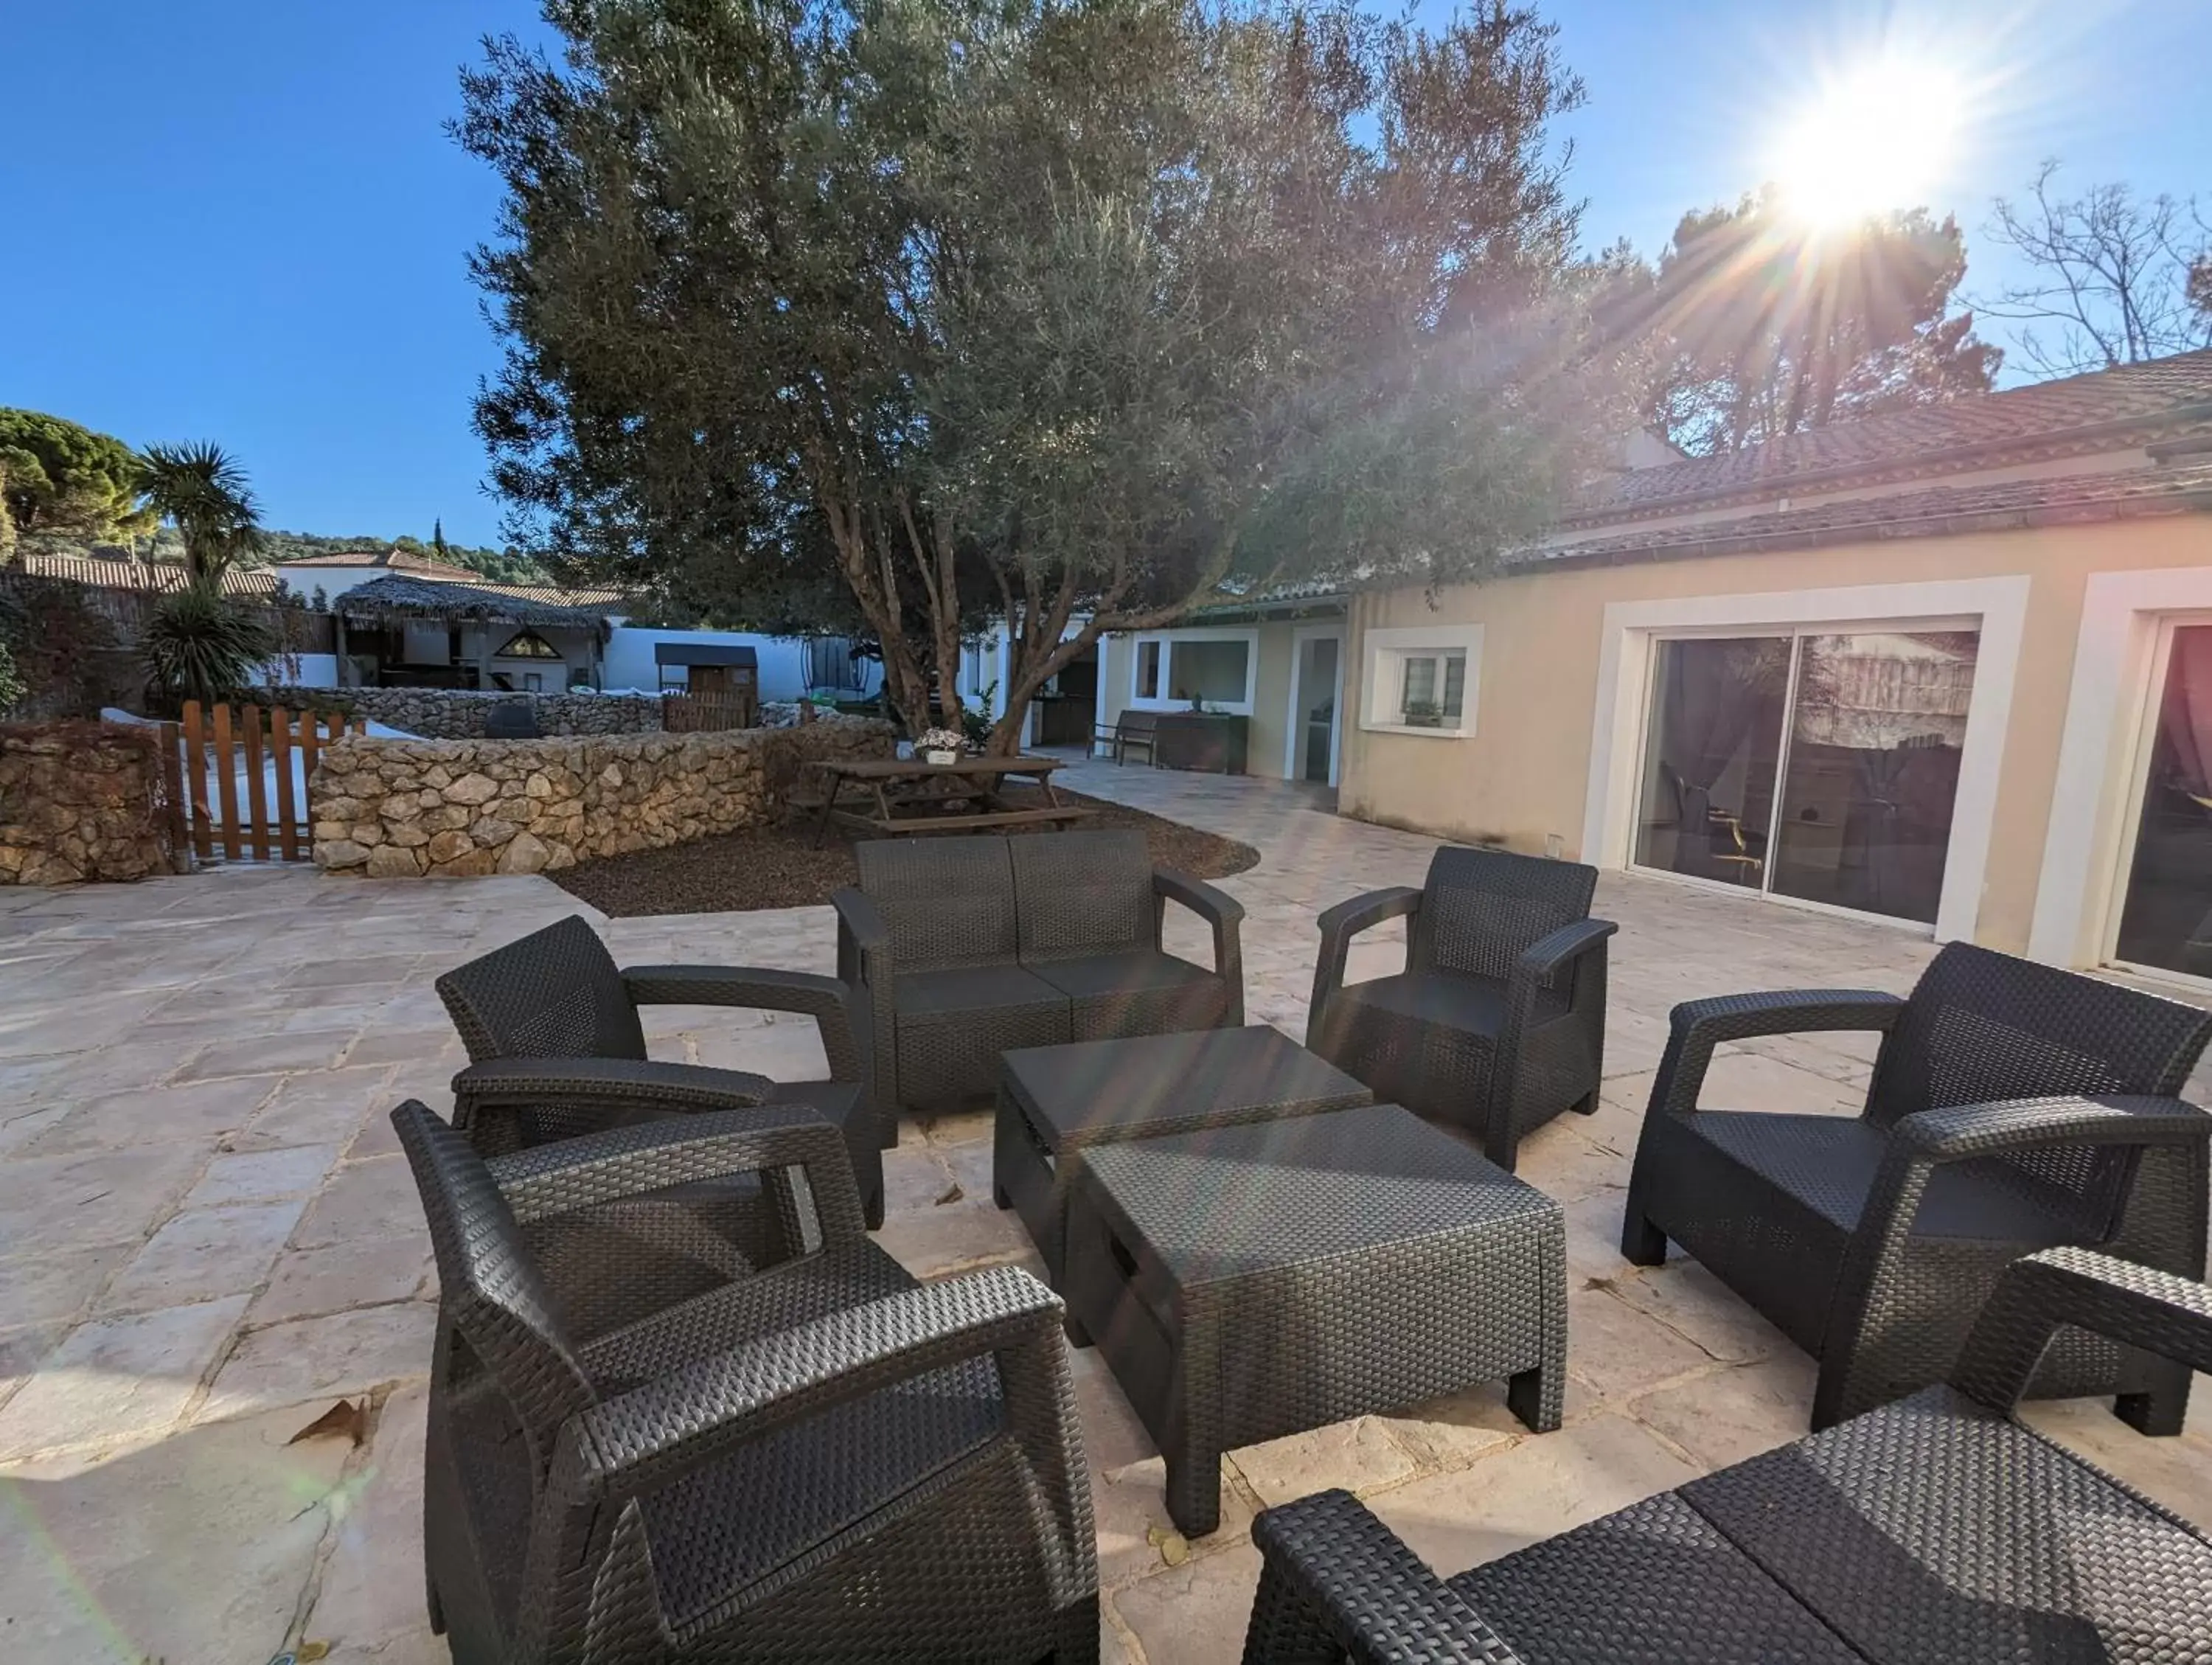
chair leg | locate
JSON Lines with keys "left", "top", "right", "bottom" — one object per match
{"left": 1619, "top": 1208, "right": 1666, "bottom": 1266}
{"left": 1570, "top": 1088, "right": 1599, "bottom": 1116}
{"left": 425, "top": 1568, "right": 445, "bottom": 1636}
{"left": 1049, "top": 1596, "right": 1102, "bottom": 1664}
{"left": 1506, "top": 1363, "right": 1561, "bottom": 1433}
{"left": 863, "top": 1181, "right": 885, "bottom": 1232}
{"left": 2115, "top": 1359, "right": 2193, "bottom": 1436}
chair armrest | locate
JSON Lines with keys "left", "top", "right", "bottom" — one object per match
{"left": 1890, "top": 1094, "right": 2212, "bottom": 1161}
{"left": 1247, "top": 1490, "right": 1523, "bottom": 1664}
{"left": 553, "top": 1265, "right": 1066, "bottom": 1502}
{"left": 620, "top": 965, "right": 866, "bottom": 1083}
{"left": 831, "top": 886, "right": 889, "bottom": 963}
{"left": 484, "top": 1103, "right": 866, "bottom": 1240}
{"left": 1154, "top": 868, "right": 1245, "bottom": 1006}
{"left": 1309, "top": 886, "right": 1423, "bottom": 1034}
{"left": 1513, "top": 917, "right": 1618, "bottom": 984}
{"left": 452, "top": 1055, "right": 776, "bottom": 1122}
{"left": 1952, "top": 1246, "right": 2212, "bottom": 1414}
{"left": 1649, "top": 989, "right": 1902, "bottom": 1120}
{"left": 1818, "top": 1094, "right": 2211, "bottom": 1427}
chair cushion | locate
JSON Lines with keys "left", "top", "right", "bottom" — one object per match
{"left": 1683, "top": 1385, "right": 2212, "bottom": 1664}
{"left": 1025, "top": 949, "right": 1228, "bottom": 1042}
{"left": 1683, "top": 1113, "right": 2082, "bottom": 1245}
{"left": 1452, "top": 1490, "right": 1864, "bottom": 1664}
{"left": 894, "top": 964, "right": 1068, "bottom": 1023}
{"left": 1329, "top": 970, "right": 1568, "bottom": 1040}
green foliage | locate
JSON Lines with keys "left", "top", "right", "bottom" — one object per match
{"left": 136, "top": 442, "right": 265, "bottom": 581}
{"left": 0, "top": 574, "right": 123, "bottom": 718}
{"left": 139, "top": 580, "right": 277, "bottom": 712}
{"left": 0, "top": 639, "right": 24, "bottom": 717}
{"left": 460, "top": 0, "right": 1616, "bottom": 745}
{"left": 1606, "top": 191, "right": 1999, "bottom": 456}
{"left": 0, "top": 409, "right": 154, "bottom": 542}
{"left": 251, "top": 528, "right": 554, "bottom": 585}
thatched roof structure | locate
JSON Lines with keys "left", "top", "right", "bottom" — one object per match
{"left": 333, "top": 574, "right": 615, "bottom": 633}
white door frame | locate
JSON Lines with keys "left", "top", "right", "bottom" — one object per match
{"left": 2030, "top": 566, "right": 2212, "bottom": 968}
{"left": 1579, "top": 576, "right": 2030, "bottom": 945}
{"left": 1285, "top": 625, "right": 1346, "bottom": 785}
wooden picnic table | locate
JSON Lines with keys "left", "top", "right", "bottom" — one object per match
{"left": 802, "top": 754, "right": 1093, "bottom": 845}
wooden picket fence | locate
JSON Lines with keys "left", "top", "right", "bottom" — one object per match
{"left": 662, "top": 688, "right": 758, "bottom": 732}
{"left": 160, "top": 701, "right": 366, "bottom": 866}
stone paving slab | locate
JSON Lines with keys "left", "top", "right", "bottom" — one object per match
{"left": 0, "top": 759, "right": 2206, "bottom": 1664}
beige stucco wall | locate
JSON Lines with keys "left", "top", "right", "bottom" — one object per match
{"left": 1096, "top": 619, "right": 1336, "bottom": 782}
{"left": 1340, "top": 512, "right": 2212, "bottom": 953}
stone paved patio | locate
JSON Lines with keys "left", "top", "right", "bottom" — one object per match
{"left": 4, "top": 755, "right": 2209, "bottom": 1664}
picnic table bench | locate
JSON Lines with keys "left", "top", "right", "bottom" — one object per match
{"left": 798, "top": 754, "right": 1093, "bottom": 845}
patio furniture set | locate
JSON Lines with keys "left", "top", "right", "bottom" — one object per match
{"left": 381, "top": 828, "right": 2212, "bottom": 1662}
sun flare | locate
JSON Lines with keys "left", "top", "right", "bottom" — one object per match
{"left": 1773, "top": 58, "right": 1961, "bottom": 230}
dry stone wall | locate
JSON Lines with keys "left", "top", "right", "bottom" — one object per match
{"left": 260, "top": 686, "right": 663, "bottom": 739}
{"left": 0, "top": 722, "right": 173, "bottom": 884}
{"left": 309, "top": 714, "right": 894, "bottom": 877}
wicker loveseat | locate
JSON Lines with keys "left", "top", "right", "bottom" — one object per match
{"left": 1307, "top": 847, "right": 1615, "bottom": 1171}
{"left": 1621, "top": 940, "right": 2212, "bottom": 1431}
{"left": 394, "top": 1099, "right": 1099, "bottom": 1664}
{"left": 833, "top": 830, "right": 1245, "bottom": 1119}
{"left": 1242, "top": 1247, "right": 2212, "bottom": 1664}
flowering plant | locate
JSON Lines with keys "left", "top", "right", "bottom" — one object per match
{"left": 917, "top": 726, "right": 967, "bottom": 756}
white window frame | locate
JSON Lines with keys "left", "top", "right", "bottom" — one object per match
{"left": 1126, "top": 627, "right": 1260, "bottom": 715}
{"left": 1359, "top": 623, "right": 1483, "bottom": 738}
{"left": 2031, "top": 567, "right": 2212, "bottom": 975}
{"left": 1581, "top": 577, "right": 2029, "bottom": 945}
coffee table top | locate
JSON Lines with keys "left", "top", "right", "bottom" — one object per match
{"left": 1000, "top": 1025, "right": 1371, "bottom": 1151}
{"left": 1075, "top": 1104, "right": 1558, "bottom": 1288}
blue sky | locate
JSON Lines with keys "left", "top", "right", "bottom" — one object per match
{"left": 1, "top": 0, "right": 2205, "bottom": 547}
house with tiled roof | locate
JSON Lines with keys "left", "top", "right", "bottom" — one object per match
{"left": 1319, "top": 346, "right": 2212, "bottom": 981}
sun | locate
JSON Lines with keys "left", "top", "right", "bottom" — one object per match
{"left": 1773, "top": 58, "right": 1962, "bottom": 231}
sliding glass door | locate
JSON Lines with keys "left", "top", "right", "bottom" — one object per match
{"left": 1632, "top": 626, "right": 1981, "bottom": 927}
{"left": 2112, "top": 622, "right": 2212, "bottom": 982}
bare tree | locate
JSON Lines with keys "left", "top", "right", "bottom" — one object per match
{"left": 1975, "top": 162, "right": 2212, "bottom": 376}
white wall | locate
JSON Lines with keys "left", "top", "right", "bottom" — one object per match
{"left": 249, "top": 653, "right": 339, "bottom": 689}
{"left": 600, "top": 626, "right": 810, "bottom": 699}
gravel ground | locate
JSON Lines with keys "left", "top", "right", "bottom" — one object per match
{"left": 550, "top": 787, "right": 1260, "bottom": 917}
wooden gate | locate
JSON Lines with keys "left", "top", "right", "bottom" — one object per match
{"left": 161, "top": 701, "right": 366, "bottom": 865}
{"left": 663, "top": 688, "right": 758, "bottom": 732}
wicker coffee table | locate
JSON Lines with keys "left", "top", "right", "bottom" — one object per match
{"left": 1063, "top": 1103, "right": 1565, "bottom": 1536}
{"left": 994, "top": 1026, "right": 1373, "bottom": 1282}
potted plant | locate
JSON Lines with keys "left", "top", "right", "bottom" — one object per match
{"left": 917, "top": 726, "right": 966, "bottom": 765}
{"left": 1402, "top": 699, "right": 1444, "bottom": 729}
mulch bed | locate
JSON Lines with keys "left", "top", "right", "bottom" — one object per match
{"left": 549, "top": 787, "right": 1260, "bottom": 917}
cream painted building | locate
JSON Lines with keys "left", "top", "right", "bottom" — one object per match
{"left": 1107, "top": 349, "right": 2212, "bottom": 987}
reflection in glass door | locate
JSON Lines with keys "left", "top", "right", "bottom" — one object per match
{"left": 1633, "top": 626, "right": 1981, "bottom": 926}
{"left": 1632, "top": 637, "right": 1791, "bottom": 887}
{"left": 1769, "top": 632, "right": 1980, "bottom": 924}
{"left": 2113, "top": 624, "right": 2212, "bottom": 981}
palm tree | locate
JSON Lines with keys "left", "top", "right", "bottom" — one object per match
{"left": 135, "top": 441, "right": 265, "bottom": 581}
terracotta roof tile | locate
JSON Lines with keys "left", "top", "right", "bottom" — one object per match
{"left": 1569, "top": 349, "right": 2212, "bottom": 521}
{"left": 9, "top": 553, "right": 282, "bottom": 599}
{"left": 1527, "top": 459, "right": 2212, "bottom": 570}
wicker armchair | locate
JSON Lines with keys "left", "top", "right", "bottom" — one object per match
{"left": 1242, "top": 1247, "right": 2212, "bottom": 1664}
{"left": 834, "top": 830, "right": 1244, "bottom": 1118}
{"left": 392, "top": 1099, "right": 1099, "bottom": 1665}
{"left": 1622, "top": 940, "right": 2212, "bottom": 1431}
{"left": 1306, "top": 847, "right": 1615, "bottom": 1172}
{"left": 436, "top": 916, "right": 886, "bottom": 1335}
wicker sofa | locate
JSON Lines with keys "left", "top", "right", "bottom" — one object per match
{"left": 833, "top": 830, "right": 1245, "bottom": 1119}
{"left": 1307, "top": 847, "right": 1615, "bottom": 1172}
{"left": 1242, "top": 1247, "right": 2212, "bottom": 1664}
{"left": 393, "top": 1099, "right": 1099, "bottom": 1664}
{"left": 1621, "top": 940, "right": 2212, "bottom": 1431}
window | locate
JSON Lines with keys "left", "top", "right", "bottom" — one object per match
{"left": 1129, "top": 631, "right": 1257, "bottom": 712}
{"left": 1135, "top": 639, "right": 1163, "bottom": 700}
{"left": 495, "top": 630, "right": 563, "bottom": 659}
{"left": 2111, "top": 621, "right": 2212, "bottom": 982}
{"left": 1631, "top": 626, "right": 1982, "bottom": 927}
{"left": 1360, "top": 625, "right": 1482, "bottom": 737}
